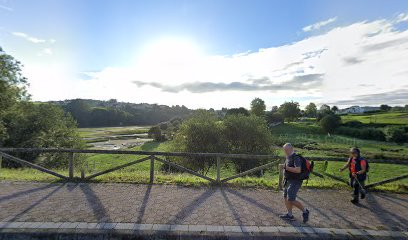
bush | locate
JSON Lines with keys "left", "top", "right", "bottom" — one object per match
{"left": 171, "top": 110, "right": 226, "bottom": 174}
{"left": 319, "top": 114, "right": 341, "bottom": 133}
{"left": 335, "top": 126, "right": 385, "bottom": 141}
{"left": 265, "top": 112, "right": 284, "bottom": 125}
{"left": 148, "top": 125, "right": 165, "bottom": 141}
{"left": 223, "top": 115, "right": 274, "bottom": 174}
{"left": 343, "top": 120, "right": 363, "bottom": 128}
{"left": 171, "top": 111, "right": 275, "bottom": 175}
{"left": 385, "top": 126, "right": 408, "bottom": 144}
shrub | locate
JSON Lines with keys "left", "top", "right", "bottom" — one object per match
{"left": 148, "top": 125, "right": 165, "bottom": 141}
{"left": 171, "top": 110, "right": 226, "bottom": 174}
{"left": 319, "top": 114, "right": 341, "bottom": 134}
{"left": 385, "top": 126, "right": 408, "bottom": 144}
{"left": 265, "top": 112, "right": 284, "bottom": 125}
{"left": 344, "top": 120, "right": 363, "bottom": 128}
{"left": 223, "top": 115, "right": 274, "bottom": 174}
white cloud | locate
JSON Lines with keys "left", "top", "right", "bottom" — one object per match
{"left": 0, "top": 4, "right": 13, "bottom": 11}
{"left": 303, "top": 17, "right": 337, "bottom": 32}
{"left": 12, "top": 32, "right": 55, "bottom": 44}
{"left": 24, "top": 14, "right": 408, "bottom": 109}
{"left": 38, "top": 48, "right": 53, "bottom": 56}
{"left": 395, "top": 12, "right": 408, "bottom": 23}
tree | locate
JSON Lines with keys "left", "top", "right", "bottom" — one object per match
{"left": 223, "top": 115, "right": 273, "bottom": 174}
{"left": 331, "top": 106, "right": 339, "bottom": 113}
{"left": 265, "top": 111, "right": 284, "bottom": 125}
{"left": 0, "top": 47, "right": 83, "bottom": 167}
{"left": 380, "top": 104, "right": 392, "bottom": 112}
{"left": 0, "top": 47, "right": 29, "bottom": 114}
{"left": 305, "top": 103, "right": 317, "bottom": 118}
{"left": 319, "top": 114, "right": 341, "bottom": 134}
{"left": 250, "top": 98, "right": 266, "bottom": 117}
{"left": 271, "top": 106, "right": 278, "bottom": 113}
{"left": 405, "top": 105, "right": 408, "bottom": 112}
{"left": 148, "top": 125, "right": 165, "bottom": 141}
{"left": 278, "top": 101, "right": 301, "bottom": 122}
{"left": 319, "top": 104, "right": 331, "bottom": 113}
{"left": 171, "top": 110, "right": 226, "bottom": 174}
{"left": 385, "top": 126, "right": 407, "bottom": 144}
{"left": 225, "top": 107, "right": 250, "bottom": 116}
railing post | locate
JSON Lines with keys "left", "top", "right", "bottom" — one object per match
{"left": 150, "top": 155, "right": 154, "bottom": 184}
{"left": 216, "top": 156, "right": 221, "bottom": 184}
{"left": 69, "top": 153, "right": 74, "bottom": 179}
{"left": 278, "top": 164, "right": 285, "bottom": 190}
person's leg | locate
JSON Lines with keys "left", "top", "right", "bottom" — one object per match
{"left": 351, "top": 179, "right": 359, "bottom": 203}
{"left": 360, "top": 180, "right": 366, "bottom": 199}
{"left": 285, "top": 198, "right": 293, "bottom": 215}
{"left": 291, "top": 200, "right": 304, "bottom": 211}
{"left": 287, "top": 181, "right": 309, "bottom": 223}
{"left": 280, "top": 182, "right": 294, "bottom": 220}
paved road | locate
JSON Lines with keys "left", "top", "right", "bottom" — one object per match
{"left": 0, "top": 182, "right": 408, "bottom": 239}
{"left": 0, "top": 181, "right": 407, "bottom": 235}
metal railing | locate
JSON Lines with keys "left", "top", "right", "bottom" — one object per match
{"left": 0, "top": 148, "right": 407, "bottom": 190}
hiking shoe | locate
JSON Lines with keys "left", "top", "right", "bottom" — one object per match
{"left": 302, "top": 209, "right": 310, "bottom": 223}
{"left": 361, "top": 193, "right": 366, "bottom": 199}
{"left": 350, "top": 199, "right": 359, "bottom": 204}
{"left": 279, "top": 214, "right": 295, "bottom": 221}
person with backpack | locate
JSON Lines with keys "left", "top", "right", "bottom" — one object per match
{"left": 279, "top": 143, "right": 310, "bottom": 223}
{"left": 340, "top": 147, "right": 368, "bottom": 204}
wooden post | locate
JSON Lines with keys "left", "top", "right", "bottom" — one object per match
{"left": 69, "top": 153, "right": 74, "bottom": 179}
{"left": 278, "top": 164, "right": 285, "bottom": 190}
{"left": 150, "top": 155, "right": 154, "bottom": 184}
{"left": 216, "top": 156, "right": 221, "bottom": 184}
{"left": 0, "top": 155, "right": 2, "bottom": 169}
{"left": 81, "top": 169, "right": 85, "bottom": 179}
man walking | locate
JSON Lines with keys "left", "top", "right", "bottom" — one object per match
{"left": 280, "top": 143, "right": 310, "bottom": 223}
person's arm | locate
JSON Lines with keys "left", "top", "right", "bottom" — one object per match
{"left": 339, "top": 158, "right": 351, "bottom": 172}
{"left": 285, "top": 157, "right": 301, "bottom": 173}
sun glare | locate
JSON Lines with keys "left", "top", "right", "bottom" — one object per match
{"left": 138, "top": 37, "right": 204, "bottom": 64}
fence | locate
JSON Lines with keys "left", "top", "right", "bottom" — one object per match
{"left": 0, "top": 148, "right": 407, "bottom": 191}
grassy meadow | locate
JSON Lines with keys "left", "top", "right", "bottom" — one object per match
{"left": 1, "top": 111, "right": 407, "bottom": 192}
{"left": 341, "top": 111, "right": 408, "bottom": 125}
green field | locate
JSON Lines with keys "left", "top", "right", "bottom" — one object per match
{"left": 270, "top": 122, "right": 408, "bottom": 160}
{"left": 341, "top": 112, "right": 408, "bottom": 125}
{"left": 1, "top": 140, "right": 407, "bottom": 192}
{"left": 1, "top": 120, "right": 407, "bottom": 192}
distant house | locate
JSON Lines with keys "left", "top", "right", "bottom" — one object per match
{"left": 338, "top": 106, "right": 380, "bottom": 114}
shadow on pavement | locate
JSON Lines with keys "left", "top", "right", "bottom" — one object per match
{"left": 3, "top": 184, "right": 65, "bottom": 223}
{"left": 166, "top": 188, "right": 215, "bottom": 225}
{"left": 136, "top": 184, "right": 152, "bottom": 223}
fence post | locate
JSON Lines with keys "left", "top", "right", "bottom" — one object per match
{"left": 216, "top": 156, "right": 221, "bottom": 184}
{"left": 278, "top": 164, "right": 285, "bottom": 190}
{"left": 150, "top": 155, "right": 154, "bottom": 184}
{"left": 69, "top": 153, "right": 74, "bottom": 179}
{"left": 0, "top": 155, "right": 2, "bottom": 169}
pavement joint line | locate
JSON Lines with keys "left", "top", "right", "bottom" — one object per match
{"left": 0, "top": 221, "right": 406, "bottom": 237}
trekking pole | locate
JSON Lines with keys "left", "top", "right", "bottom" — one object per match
{"left": 354, "top": 176, "right": 366, "bottom": 195}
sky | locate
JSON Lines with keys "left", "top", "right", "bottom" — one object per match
{"left": 1, "top": 0, "right": 408, "bottom": 109}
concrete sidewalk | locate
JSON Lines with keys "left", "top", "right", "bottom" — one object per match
{"left": 0, "top": 181, "right": 407, "bottom": 239}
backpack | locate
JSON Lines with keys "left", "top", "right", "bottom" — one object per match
{"left": 297, "top": 154, "right": 314, "bottom": 180}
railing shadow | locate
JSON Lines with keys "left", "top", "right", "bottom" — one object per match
{"left": 365, "top": 194, "right": 407, "bottom": 231}
{"left": 166, "top": 188, "right": 214, "bottom": 225}
{"left": 2, "top": 183, "right": 65, "bottom": 224}
{"left": 136, "top": 184, "right": 152, "bottom": 223}
{"left": 79, "top": 183, "right": 112, "bottom": 223}
{"left": 0, "top": 183, "right": 59, "bottom": 203}
{"left": 220, "top": 188, "right": 243, "bottom": 226}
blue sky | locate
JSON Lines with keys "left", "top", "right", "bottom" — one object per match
{"left": 1, "top": 0, "right": 408, "bottom": 108}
